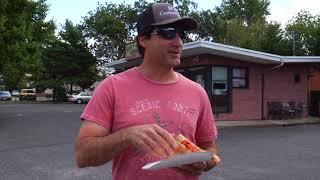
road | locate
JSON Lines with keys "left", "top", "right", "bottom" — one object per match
{"left": 0, "top": 103, "right": 320, "bottom": 180}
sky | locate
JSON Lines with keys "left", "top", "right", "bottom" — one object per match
{"left": 45, "top": 0, "right": 320, "bottom": 28}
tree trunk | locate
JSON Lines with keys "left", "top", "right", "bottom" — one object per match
{"left": 52, "top": 87, "right": 56, "bottom": 102}
{"left": 70, "top": 84, "right": 73, "bottom": 94}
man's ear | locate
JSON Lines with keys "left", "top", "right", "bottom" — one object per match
{"left": 138, "top": 36, "right": 147, "bottom": 48}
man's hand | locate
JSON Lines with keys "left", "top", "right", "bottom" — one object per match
{"left": 172, "top": 141, "right": 219, "bottom": 175}
{"left": 172, "top": 162, "right": 207, "bottom": 176}
{"left": 125, "top": 124, "right": 178, "bottom": 157}
{"left": 172, "top": 157, "right": 217, "bottom": 175}
{"left": 203, "top": 157, "right": 217, "bottom": 171}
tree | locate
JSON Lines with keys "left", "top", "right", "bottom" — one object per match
{"left": 41, "top": 20, "right": 98, "bottom": 101}
{"left": 59, "top": 20, "right": 98, "bottom": 91}
{"left": 81, "top": 0, "right": 203, "bottom": 67}
{"left": 79, "top": 0, "right": 290, "bottom": 66}
{"left": 82, "top": 2, "right": 140, "bottom": 66}
{"left": 193, "top": 0, "right": 291, "bottom": 55}
{"left": 217, "top": 0, "right": 270, "bottom": 26}
{"left": 259, "top": 22, "right": 290, "bottom": 55}
{"left": 168, "top": 0, "right": 198, "bottom": 17}
{"left": 0, "top": 0, "right": 55, "bottom": 90}
{"left": 286, "top": 10, "right": 320, "bottom": 56}
{"left": 193, "top": 10, "right": 222, "bottom": 41}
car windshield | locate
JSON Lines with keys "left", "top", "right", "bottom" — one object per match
{"left": 0, "top": 91, "right": 10, "bottom": 95}
{"left": 21, "top": 89, "right": 34, "bottom": 93}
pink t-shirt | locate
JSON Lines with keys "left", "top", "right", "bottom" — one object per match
{"left": 81, "top": 67, "right": 217, "bottom": 180}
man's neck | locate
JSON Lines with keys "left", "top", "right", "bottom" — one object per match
{"left": 137, "top": 62, "right": 178, "bottom": 83}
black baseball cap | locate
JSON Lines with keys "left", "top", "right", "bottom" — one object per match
{"left": 137, "top": 3, "right": 198, "bottom": 35}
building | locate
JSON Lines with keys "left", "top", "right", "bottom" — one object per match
{"left": 107, "top": 41, "right": 320, "bottom": 121}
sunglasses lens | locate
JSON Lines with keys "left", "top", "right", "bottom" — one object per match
{"left": 155, "top": 28, "right": 185, "bottom": 40}
{"left": 159, "top": 29, "right": 176, "bottom": 39}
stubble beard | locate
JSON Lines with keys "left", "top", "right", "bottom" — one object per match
{"left": 167, "top": 53, "right": 181, "bottom": 67}
{"left": 170, "top": 58, "right": 181, "bottom": 67}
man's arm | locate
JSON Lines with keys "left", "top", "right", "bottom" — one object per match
{"left": 75, "top": 121, "right": 129, "bottom": 167}
{"left": 75, "top": 121, "right": 178, "bottom": 168}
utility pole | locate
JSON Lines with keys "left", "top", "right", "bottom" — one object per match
{"left": 292, "top": 31, "right": 296, "bottom": 56}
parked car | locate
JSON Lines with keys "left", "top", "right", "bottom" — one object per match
{"left": 0, "top": 91, "right": 12, "bottom": 100}
{"left": 19, "top": 88, "right": 36, "bottom": 100}
{"left": 68, "top": 92, "right": 92, "bottom": 104}
{"left": 11, "top": 90, "right": 19, "bottom": 96}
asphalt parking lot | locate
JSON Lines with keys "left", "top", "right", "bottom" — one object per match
{"left": 1, "top": 103, "right": 320, "bottom": 180}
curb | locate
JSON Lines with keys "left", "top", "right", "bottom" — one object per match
{"left": 278, "top": 121, "right": 320, "bottom": 127}
{"left": 217, "top": 120, "right": 320, "bottom": 129}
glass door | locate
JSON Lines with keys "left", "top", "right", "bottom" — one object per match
{"left": 212, "top": 66, "right": 231, "bottom": 112}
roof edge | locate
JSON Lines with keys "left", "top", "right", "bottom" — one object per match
{"left": 107, "top": 41, "right": 320, "bottom": 68}
{"left": 183, "top": 40, "right": 282, "bottom": 62}
{"left": 283, "top": 56, "right": 320, "bottom": 63}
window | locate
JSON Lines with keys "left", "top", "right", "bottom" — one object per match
{"left": 232, "top": 67, "right": 248, "bottom": 88}
{"left": 212, "top": 67, "right": 228, "bottom": 95}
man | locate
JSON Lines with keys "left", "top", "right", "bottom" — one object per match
{"left": 75, "top": 3, "right": 218, "bottom": 180}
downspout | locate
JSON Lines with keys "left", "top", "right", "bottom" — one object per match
{"left": 261, "top": 57, "right": 285, "bottom": 120}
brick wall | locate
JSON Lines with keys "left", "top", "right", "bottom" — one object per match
{"left": 264, "top": 64, "right": 309, "bottom": 117}
{"left": 180, "top": 55, "right": 309, "bottom": 121}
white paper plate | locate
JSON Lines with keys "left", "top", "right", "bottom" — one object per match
{"left": 142, "top": 152, "right": 212, "bottom": 170}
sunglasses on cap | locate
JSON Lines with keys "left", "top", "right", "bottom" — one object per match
{"left": 150, "top": 27, "right": 186, "bottom": 40}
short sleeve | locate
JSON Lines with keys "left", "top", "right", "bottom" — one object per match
{"left": 80, "top": 77, "right": 115, "bottom": 130}
{"left": 195, "top": 88, "right": 218, "bottom": 144}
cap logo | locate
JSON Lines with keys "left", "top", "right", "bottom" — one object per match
{"left": 159, "top": 6, "right": 178, "bottom": 16}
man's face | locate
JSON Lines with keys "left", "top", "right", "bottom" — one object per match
{"left": 141, "top": 27, "right": 184, "bottom": 67}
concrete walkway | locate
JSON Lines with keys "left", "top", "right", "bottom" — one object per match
{"left": 216, "top": 116, "right": 320, "bottom": 129}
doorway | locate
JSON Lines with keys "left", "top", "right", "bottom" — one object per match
{"left": 176, "top": 66, "right": 232, "bottom": 113}
{"left": 211, "top": 66, "right": 231, "bottom": 113}
{"left": 310, "top": 91, "right": 320, "bottom": 116}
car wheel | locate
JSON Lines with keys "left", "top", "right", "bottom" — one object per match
{"left": 76, "top": 99, "right": 83, "bottom": 104}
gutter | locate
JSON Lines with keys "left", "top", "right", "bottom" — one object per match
{"left": 264, "top": 57, "right": 285, "bottom": 72}
{"left": 261, "top": 57, "right": 285, "bottom": 120}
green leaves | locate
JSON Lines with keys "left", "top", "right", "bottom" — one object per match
{"left": 82, "top": 2, "right": 140, "bottom": 66}
{"left": 217, "top": 0, "right": 270, "bottom": 25}
{"left": 0, "top": 0, "right": 54, "bottom": 90}
{"left": 194, "top": 0, "right": 291, "bottom": 55}
{"left": 1, "top": 0, "right": 320, "bottom": 91}
{"left": 286, "top": 10, "right": 320, "bottom": 56}
{"left": 41, "top": 20, "right": 98, "bottom": 98}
